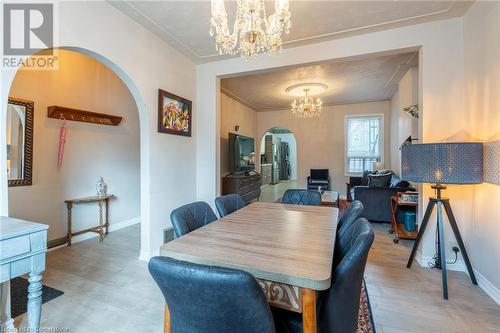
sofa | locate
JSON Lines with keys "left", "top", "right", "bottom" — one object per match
{"left": 348, "top": 170, "right": 414, "bottom": 223}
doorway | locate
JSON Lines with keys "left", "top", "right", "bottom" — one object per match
{"left": 259, "top": 127, "right": 297, "bottom": 203}
{"left": 3, "top": 48, "right": 147, "bottom": 254}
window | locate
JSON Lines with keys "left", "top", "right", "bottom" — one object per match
{"left": 345, "top": 115, "right": 383, "bottom": 174}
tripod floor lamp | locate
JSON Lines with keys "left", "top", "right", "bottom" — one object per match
{"left": 402, "top": 142, "right": 483, "bottom": 299}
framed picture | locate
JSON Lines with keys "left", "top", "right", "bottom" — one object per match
{"left": 158, "top": 89, "right": 192, "bottom": 136}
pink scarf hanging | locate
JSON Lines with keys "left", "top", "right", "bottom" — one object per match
{"left": 58, "top": 115, "right": 67, "bottom": 170}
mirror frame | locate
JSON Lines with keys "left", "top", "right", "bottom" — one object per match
{"left": 7, "top": 97, "right": 34, "bottom": 187}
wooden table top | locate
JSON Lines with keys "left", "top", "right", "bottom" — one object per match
{"left": 160, "top": 202, "right": 338, "bottom": 290}
{"left": 65, "top": 194, "right": 115, "bottom": 203}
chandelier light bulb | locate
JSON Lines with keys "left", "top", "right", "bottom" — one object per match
{"left": 209, "top": 0, "right": 292, "bottom": 59}
{"left": 286, "top": 83, "right": 327, "bottom": 119}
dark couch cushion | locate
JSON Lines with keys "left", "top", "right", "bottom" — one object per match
{"left": 361, "top": 171, "right": 372, "bottom": 186}
{"left": 368, "top": 173, "right": 392, "bottom": 187}
{"left": 390, "top": 175, "right": 410, "bottom": 188}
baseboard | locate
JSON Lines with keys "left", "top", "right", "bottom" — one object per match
{"left": 474, "top": 269, "right": 500, "bottom": 306}
{"left": 417, "top": 254, "right": 467, "bottom": 272}
{"left": 139, "top": 248, "right": 159, "bottom": 262}
{"left": 47, "top": 217, "right": 140, "bottom": 251}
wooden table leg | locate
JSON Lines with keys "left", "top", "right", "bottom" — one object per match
{"left": 66, "top": 202, "right": 73, "bottom": 246}
{"left": 98, "top": 200, "right": 104, "bottom": 241}
{"left": 164, "top": 303, "right": 171, "bottom": 333}
{"left": 105, "top": 198, "right": 110, "bottom": 234}
{"left": 302, "top": 288, "right": 317, "bottom": 333}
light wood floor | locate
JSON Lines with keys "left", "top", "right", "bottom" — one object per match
{"left": 260, "top": 180, "right": 297, "bottom": 203}
{"left": 14, "top": 222, "right": 500, "bottom": 332}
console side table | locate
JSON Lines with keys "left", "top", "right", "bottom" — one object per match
{"left": 0, "top": 216, "right": 49, "bottom": 332}
{"left": 65, "top": 194, "right": 114, "bottom": 245}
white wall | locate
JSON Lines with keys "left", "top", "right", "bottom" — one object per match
{"left": 1, "top": 1, "right": 197, "bottom": 259}
{"left": 256, "top": 101, "right": 391, "bottom": 195}
{"left": 390, "top": 66, "right": 419, "bottom": 175}
{"left": 463, "top": 1, "right": 500, "bottom": 303}
{"left": 389, "top": 91, "right": 400, "bottom": 173}
{"left": 7, "top": 50, "right": 139, "bottom": 241}
{"left": 219, "top": 92, "right": 257, "bottom": 178}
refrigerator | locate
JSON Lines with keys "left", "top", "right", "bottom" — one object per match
{"left": 271, "top": 142, "right": 281, "bottom": 184}
{"left": 280, "top": 142, "right": 291, "bottom": 180}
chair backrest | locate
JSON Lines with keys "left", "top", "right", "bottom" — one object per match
{"left": 319, "top": 218, "right": 374, "bottom": 333}
{"left": 281, "top": 189, "right": 321, "bottom": 206}
{"left": 337, "top": 200, "right": 364, "bottom": 239}
{"left": 215, "top": 194, "right": 245, "bottom": 218}
{"left": 170, "top": 201, "right": 218, "bottom": 237}
{"left": 310, "top": 169, "right": 329, "bottom": 180}
{"left": 148, "top": 256, "right": 276, "bottom": 333}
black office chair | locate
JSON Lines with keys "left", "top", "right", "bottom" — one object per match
{"left": 336, "top": 200, "right": 364, "bottom": 239}
{"left": 274, "top": 218, "right": 374, "bottom": 333}
{"left": 281, "top": 189, "right": 321, "bottom": 206}
{"left": 148, "top": 256, "right": 276, "bottom": 333}
{"left": 170, "top": 201, "right": 218, "bottom": 237}
{"left": 215, "top": 194, "right": 245, "bottom": 218}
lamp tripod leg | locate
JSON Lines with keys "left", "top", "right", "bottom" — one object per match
{"left": 407, "top": 200, "right": 435, "bottom": 268}
{"left": 443, "top": 201, "right": 478, "bottom": 285}
{"left": 436, "top": 201, "right": 448, "bottom": 299}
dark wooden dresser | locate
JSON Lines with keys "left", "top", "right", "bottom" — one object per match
{"left": 222, "top": 173, "right": 262, "bottom": 204}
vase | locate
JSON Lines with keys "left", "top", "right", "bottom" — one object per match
{"left": 96, "top": 177, "right": 107, "bottom": 196}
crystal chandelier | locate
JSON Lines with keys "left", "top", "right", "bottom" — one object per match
{"left": 286, "top": 83, "right": 327, "bottom": 118}
{"left": 209, "top": 0, "right": 291, "bottom": 59}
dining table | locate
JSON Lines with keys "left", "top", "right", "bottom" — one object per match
{"left": 160, "top": 201, "right": 339, "bottom": 333}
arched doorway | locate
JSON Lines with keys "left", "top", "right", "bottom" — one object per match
{"left": 1, "top": 47, "right": 150, "bottom": 256}
{"left": 259, "top": 127, "right": 298, "bottom": 202}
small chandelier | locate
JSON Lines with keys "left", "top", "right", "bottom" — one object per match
{"left": 209, "top": 0, "right": 291, "bottom": 59}
{"left": 286, "top": 83, "right": 327, "bottom": 118}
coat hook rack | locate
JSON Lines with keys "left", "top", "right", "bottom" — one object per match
{"left": 47, "top": 106, "right": 122, "bottom": 126}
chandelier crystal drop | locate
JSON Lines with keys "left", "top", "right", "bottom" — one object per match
{"left": 209, "top": 0, "right": 291, "bottom": 59}
{"left": 291, "top": 88, "right": 323, "bottom": 118}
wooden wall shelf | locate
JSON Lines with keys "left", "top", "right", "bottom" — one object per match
{"left": 48, "top": 106, "right": 122, "bottom": 126}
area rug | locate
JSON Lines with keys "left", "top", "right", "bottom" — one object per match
{"left": 10, "top": 277, "right": 64, "bottom": 318}
{"left": 357, "top": 279, "right": 376, "bottom": 333}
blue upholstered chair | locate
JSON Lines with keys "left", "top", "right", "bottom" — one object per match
{"left": 170, "top": 201, "right": 218, "bottom": 237}
{"left": 281, "top": 189, "right": 321, "bottom": 206}
{"left": 148, "top": 256, "right": 276, "bottom": 333}
{"left": 274, "top": 218, "right": 374, "bottom": 333}
{"left": 336, "top": 200, "right": 364, "bottom": 240}
{"left": 215, "top": 194, "right": 245, "bottom": 218}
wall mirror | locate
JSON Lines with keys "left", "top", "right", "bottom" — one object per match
{"left": 6, "top": 97, "right": 34, "bottom": 186}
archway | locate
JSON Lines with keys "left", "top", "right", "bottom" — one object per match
{"left": 1, "top": 47, "right": 150, "bottom": 257}
{"left": 258, "top": 127, "right": 298, "bottom": 203}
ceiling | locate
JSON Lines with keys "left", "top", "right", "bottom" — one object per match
{"left": 221, "top": 51, "right": 418, "bottom": 110}
{"left": 110, "top": 1, "right": 472, "bottom": 63}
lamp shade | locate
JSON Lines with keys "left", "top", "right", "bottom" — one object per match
{"left": 401, "top": 142, "right": 483, "bottom": 184}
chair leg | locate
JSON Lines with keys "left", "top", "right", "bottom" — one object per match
{"left": 164, "top": 303, "right": 170, "bottom": 333}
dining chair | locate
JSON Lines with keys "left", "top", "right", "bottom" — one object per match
{"left": 148, "top": 256, "right": 277, "bottom": 333}
{"left": 336, "top": 200, "right": 364, "bottom": 239}
{"left": 214, "top": 193, "right": 245, "bottom": 218}
{"left": 273, "top": 218, "right": 374, "bottom": 333}
{"left": 170, "top": 201, "right": 218, "bottom": 237}
{"left": 281, "top": 189, "right": 321, "bottom": 206}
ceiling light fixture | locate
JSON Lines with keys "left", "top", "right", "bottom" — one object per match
{"left": 286, "top": 83, "right": 327, "bottom": 118}
{"left": 209, "top": 0, "right": 291, "bottom": 59}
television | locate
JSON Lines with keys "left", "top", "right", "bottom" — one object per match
{"left": 228, "top": 132, "right": 255, "bottom": 174}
